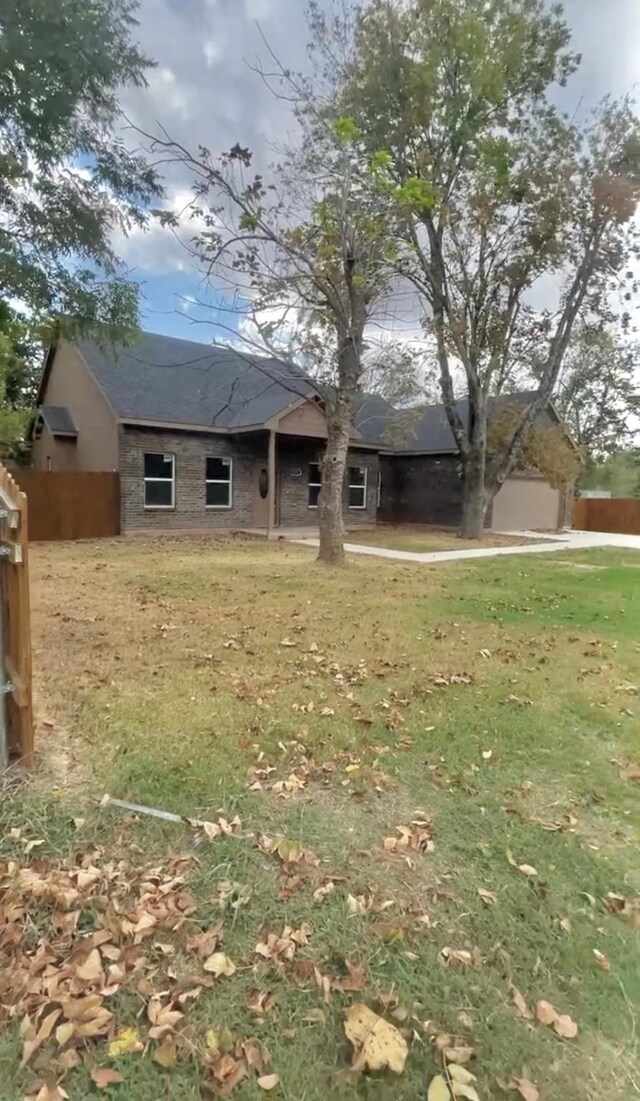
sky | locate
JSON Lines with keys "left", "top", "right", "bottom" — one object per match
{"left": 118, "top": 0, "right": 640, "bottom": 347}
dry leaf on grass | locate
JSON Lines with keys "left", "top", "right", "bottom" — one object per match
{"left": 344, "top": 1003, "right": 408, "bottom": 1074}
{"left": 518, "top": 864, "right": 537, "bottom": 877}
{"left": 449, "top": 1066, "right": 477, "bottom": 1085}
{"left": 203, "top": 952, "right": 237, "bottom": 978}
{"left": 90, "top": 1068, "right": 124, "bottom": 1089}
{"left": 535, "top": 1000, "right": 578, "bottom": 1038}
{"left": 510, "top": 987, "right": 532, "bottom": 1019}
{"left": 443, "top": 1046, "right": 475, "bottom": 1065}
{"left": 383, "top": 819, "right": 434, "bottom": 854}
{"left": 477, "top": 887, "right": 497, "bottom": 906}
{"left": 554, "top": 1014, "right": 578, "bottom": 1039}
{"left": 25, "top": 1084, "right": 69, "bottom": 1101}
{"left": 593, "top": 948, "right": 610, "bottom": 972}
{"left": 440, "top": 947, "right": 482, "bottom": 968}
{"left": 258, "top": 1074, "right": 280, "bottom": 1091}
{"left": 511, "top": 1077, "right": 540, "bottom": 1101}
{"left": 108, "top": 1026, "right": 144, "bottom": 1057}
{"left": 535, "top": 1000, "right": 558, "bottom": 1026}
{"left": 428, "top": 1075, "right": 451, "bottom": 1100}
{"left": 154, "top": 1035, "right": 178, "bottom": 1067}
{"left": 506, "top": 849, "right": 537, "bottom": 876}
{"left": 451, "top": 1085, "right": 480, "bottom": 1100}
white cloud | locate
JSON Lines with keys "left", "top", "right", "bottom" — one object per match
{"left": 146, "top": 67, "right": 193, "bottom": 120}
{"left": 113, "top": 186, "right": 207, "bottom": 275}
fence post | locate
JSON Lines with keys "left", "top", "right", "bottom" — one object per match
{"left": 0, "top": 464, "right": 33, "bottom": 767}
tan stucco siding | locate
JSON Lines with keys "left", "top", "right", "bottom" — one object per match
{"left": 491, "top": 476, "right": 561, "bottom": 532}
{"left": 276, "top": 402, "right": 328, "bottom": 438}
{"left": 32, "top": 342, "right": 118, "bottom": 471}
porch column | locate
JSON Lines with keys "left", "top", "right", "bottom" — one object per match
{"left": 267, "top": 429, "right": 276, "bottom": 533}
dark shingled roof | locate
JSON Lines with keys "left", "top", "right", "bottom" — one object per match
{"left": 77, "top": 332, "right": 315, "bottom": 430}
{"left": 66, "top": 331, "right": 546, "bottom": 452}
{"left": 389, "top": 392, "right": 544, "bottom": 453}
{"left": 40, "top": 405, "right": 78, "bottom": 437}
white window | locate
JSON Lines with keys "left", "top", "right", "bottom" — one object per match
{"left": 348, "top": 465, "right": 367, "bottom": 509}
{"left": 144, "top": 452, "right": 174, "bottom": 509}
{"left": 377, "top": 467, "right": 382, "bottom": 509}
{"left": 206, "top": 456, "right": 232, "bottom": 508}
{"left": 308, "top": 462, "right": 322, "bottom": 508}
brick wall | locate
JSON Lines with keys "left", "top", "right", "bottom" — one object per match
{"left": 277, "top": 439, "right": 379, "bottom": 527}
{"left": 120, "top": 427, "right": 380, "bottom": 531}
{"left": 119, "top": 426, "right": 265, "bottom": 531}
{"left": 379, "top": 453, "right": 463, "bottom": 526}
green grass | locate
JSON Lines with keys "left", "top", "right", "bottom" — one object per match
{"left": 1, "top": 536, "right": 639, "bottom": 1099}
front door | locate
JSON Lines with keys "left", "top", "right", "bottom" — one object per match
{"left": 252, "top": 462, "right": 270, "bottom": 528}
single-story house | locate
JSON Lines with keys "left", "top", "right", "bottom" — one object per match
{"left": 31, "top": 331, "right": 571, "bottom": 533}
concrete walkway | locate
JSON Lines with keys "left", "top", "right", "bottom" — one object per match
{"left": 288, "top": 529, "right": 640, "bottom": 564}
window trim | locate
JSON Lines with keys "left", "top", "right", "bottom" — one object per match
{"left": 376, "top": 467, "right": 382, "bottom": 509}
{"left": 308, "top": 461, "right": 322, "bottom": 510}
{"left": 143, "top": 451, "right": 175, "bottom": 510}
{"left": 206, "top": 455, "right": 233, "bottom": 510}
{"left": 348, "top": 464, "right": 368, "bottom": 510}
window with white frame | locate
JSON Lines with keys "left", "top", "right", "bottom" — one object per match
{"left": 144, "top": 452, "right": 175, "bottom": 508}
{"left": 206, "top": 456, "right": 232, "bottom": 508}
{"left": 348, "top": 465, "right": 367, "bottom": 509}
{"left": 308, "top": 462, "right": 322, "bottom": 508}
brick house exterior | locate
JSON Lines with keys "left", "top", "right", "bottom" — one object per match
{"left": 119, "top": 425, "right": 379, "bottom": 531}
{"left": 32, "top": 335, "right": 382, "bottom": 533}
{"left": 31, "top": 331, "right": 573, "bottom": 535}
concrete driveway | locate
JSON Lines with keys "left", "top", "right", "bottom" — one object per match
{"left": 288, "top": 529, "right": 640, "bottom": 564}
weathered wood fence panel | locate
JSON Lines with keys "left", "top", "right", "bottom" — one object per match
{"left": 9, "top": 471, "right": 120, "bottom": 541}
{"left": 573, "top": 497, "right": 640, "bottom": 535}
{"left": 0, "top": 464, "right": 33, "bottom": 767}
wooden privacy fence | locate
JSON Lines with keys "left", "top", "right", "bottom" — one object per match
{"left": 0, "top": 464, "right": 33, "bottom": 767}
{"left": 573, "top": 497, "right": 640, "bottom": 535}
{"left": 8, "top": 470, "right": 120, "bottom": 541}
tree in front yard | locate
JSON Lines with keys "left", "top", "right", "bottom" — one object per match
{"left": 342, "top": 0, "right": 640, "bottom": 537}
{"left": 0, "top": 0, "right": 160, "bottom": 336}
{"left": 142, "top": 18, "right": 397, "bottom": 566}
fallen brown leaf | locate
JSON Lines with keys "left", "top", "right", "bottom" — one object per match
{"left": 428, "top": 1075, "right": 451, "bottom": 1100}
{"left": 440, "top": 946, "right": 482, "bottom": 968}
{"left": 477, "top": 887, "right": 497, "bottom": 906}
{"left": 443, "top": 1046, "right": 475, "bottom": 1065}
{"left": 90, "top": 1068, "right": 124, "bottom": 1089}
{"left": 511, "top": 1077, "right": 540, "bottom": 1101}
{"left": 553, "top": 1014, "right": 578, "bottom": 1039}
{"left": 535, "top": 1000, "right": 558, "bottom": 1026}
{"left": 344, "top": 1003, "right": 408, "bottom": 1074}
{"left": 511, "top": 987, "right": 532, "bottom": 1019}
{"left": 203, "top": 952, "right": 237, "bottom": 978}
{"left": 257, "top": 1074, "right": 280, "bottom": 1091}
{"left": 108, "top": 1026, "right": 143, "bottom": 1057}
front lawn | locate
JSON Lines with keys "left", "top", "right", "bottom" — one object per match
{"left": 1, "top": 535, "right": 639, "bottom": 1100}
{"left": 346, "top": 524, "right": 543, "bottom": 553}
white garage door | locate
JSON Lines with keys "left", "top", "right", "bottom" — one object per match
{"left": 491, "top": 477, "right": 561, "bottom": 532}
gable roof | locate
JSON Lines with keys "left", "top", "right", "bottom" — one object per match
{"left": 39, "top": 329, "right": 558, "bottom": 453}
{"left": 71, "top": 332, "right": 316, "bottom": 431}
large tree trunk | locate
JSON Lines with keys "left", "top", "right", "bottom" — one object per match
{"left": 459, "top": 450, "right": 487, "bottom": 538}
{"left": 459, "top": 392, "right": 488, "bottom": 539}
{"left": 317, "top": 392, "right": 351, "bottom": 566}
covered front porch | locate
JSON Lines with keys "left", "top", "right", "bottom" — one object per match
{"left": 245, "top": 419, "right": 380, "bottom": 534}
